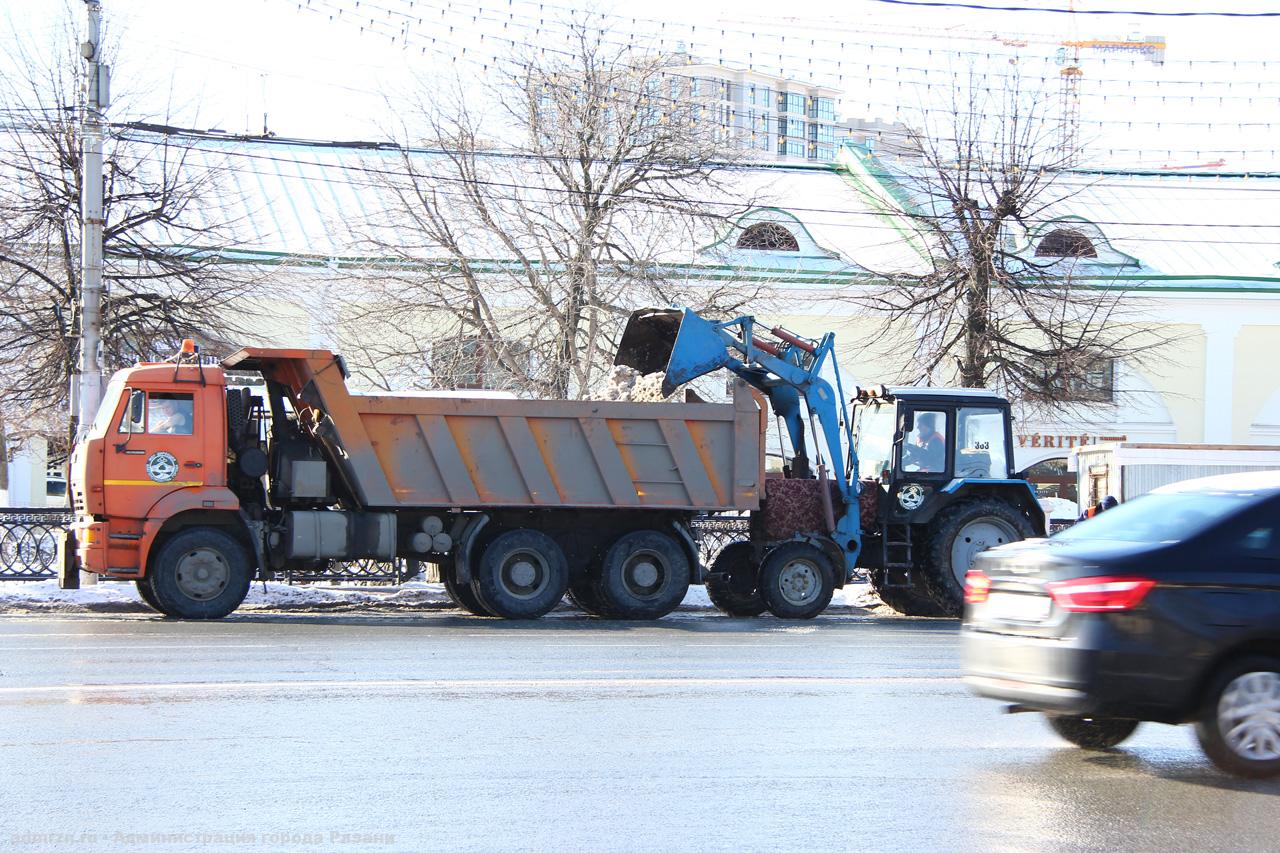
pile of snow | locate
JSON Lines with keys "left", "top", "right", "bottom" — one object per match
{"left": 600, "top": 365, "right": 672, "bottom": 402}
{"left": 0, "top": 578, "right": 883, "bottom": 616}
{"left": 0, "top": 579, "right": 452, "bottom": 614}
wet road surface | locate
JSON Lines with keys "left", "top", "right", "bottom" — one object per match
{"left": 1, "top": 610, "right": 1277, "bottom": 851}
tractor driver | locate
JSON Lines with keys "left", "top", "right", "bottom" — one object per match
{"left": 904, "top": 412, "right": 945, "bottom": 473}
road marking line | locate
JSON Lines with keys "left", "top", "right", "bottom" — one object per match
{"left": 0, "top": 643, "right": 281, "bottom": 651}
{"left": 0, "top": 676, "right": 958, "bottom": 696}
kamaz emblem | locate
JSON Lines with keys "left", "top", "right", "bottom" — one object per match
{"left": 146, "top": 451, "right": 179, "bottom": 483}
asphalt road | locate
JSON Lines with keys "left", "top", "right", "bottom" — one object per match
{"left": 1, "top": 610, "right": 1277, "bottom": 852}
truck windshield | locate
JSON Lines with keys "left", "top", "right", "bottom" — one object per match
{"left": 854, "top": 402, "right": 897, "bottom": 480}
{"left": 91, "top": 377, "right": 125, "bottom": 434}
{"left": 1054, "top": 492, "right": 1255, "bottom": 544}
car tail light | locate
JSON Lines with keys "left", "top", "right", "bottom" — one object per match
{"left": 964, "top": 570, "right": 992, "bottom": 604}
{"left": 1046, "top": 576, "right": 1156, "bottom": 612}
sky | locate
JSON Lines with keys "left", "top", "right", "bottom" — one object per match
{"left": 4, "top": 0, "right": 1280, "bottom": 168}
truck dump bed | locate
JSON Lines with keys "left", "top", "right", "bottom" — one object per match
{"left": 223, "top": 348, "right": 764, "bottom": 512}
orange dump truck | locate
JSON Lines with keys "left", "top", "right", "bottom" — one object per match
{"left": 66, "top": 345, "right": 770, "bottom": 620}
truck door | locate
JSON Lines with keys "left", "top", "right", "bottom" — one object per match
{"left": 102, "top": 389, "right": 204, "bottom": 518}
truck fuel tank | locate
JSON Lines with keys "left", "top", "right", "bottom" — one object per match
{"left": 280, "top": 511, "right": 395, "bottom": 561}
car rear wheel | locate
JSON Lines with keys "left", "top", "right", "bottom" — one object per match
{"left": 1046, "top": 714, "right": 1140, "bottom": 750}
{"left": 1194, "top": 656, "right": 1280, "bottom": 778}
{"left": 705, "top": 542, "right": 767, "bottom": 617}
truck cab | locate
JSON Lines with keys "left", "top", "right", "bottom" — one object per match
{"left": 850, "top": 386, "right": 1046, "bottom": 616}
{"left": 69, "top": 356, "right": 237, "bottom": 585}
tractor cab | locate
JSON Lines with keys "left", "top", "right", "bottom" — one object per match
{"left": 852, "top": 386, "right": 1017, "bottom": 502}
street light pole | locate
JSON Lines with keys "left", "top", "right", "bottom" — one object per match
{"left": 74, "top": 0, "right": 107, "bottom": 441}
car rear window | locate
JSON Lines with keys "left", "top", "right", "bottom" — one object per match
{"left": 1055, "top": 492, "right": 1257, "bottom": 544}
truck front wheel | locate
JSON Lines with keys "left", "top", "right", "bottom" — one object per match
{"left": 757, "top": 543, "right": 834, "bottom": 620}
{"left": 470, "top": 529, "right": 569, "bottom": 619}
{"left": 922, "top": 499, "right": 1035, "bottom": 616}
{"left": 148, "top": 528, "right": 252, "bottom": 619}
{"left": 135, "top": 576, "right": 168, "bottom": 615}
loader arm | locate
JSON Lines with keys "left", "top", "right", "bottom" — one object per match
{"left": 617, "top": 308, "right": 861, "bottom": 560}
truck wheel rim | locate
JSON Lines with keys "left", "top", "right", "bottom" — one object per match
{"left": 622, "top": 550, "right": 665, "bottom": 599}
{"left": 1218, "top": 671, "right": 1280, "bottom": 762}
{"left": 777, "top": 559, "right": 821, "bottom": 606}
{"left": 950, "top": 519, "right": 1017, "bottom": 586}
{"left": 174, "top": 548, "right": 230, "bottom": 601}
{"left": 500, "top": 552, "right": 548, "bottom": 600}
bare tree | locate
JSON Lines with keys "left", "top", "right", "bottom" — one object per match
{"left": 858, "top": 67, "right": 1164, "bottom": 409}
{"left": 342, "top": 25, "right": 766, "bottom": 398}
{"left": 0, "top": 11, "right": 265, "bottom": 455}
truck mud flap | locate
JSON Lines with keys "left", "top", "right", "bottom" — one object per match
{"left": 56, "top": 529, "right": 79, "bottom": 590}
{"left": 453, "top": 514, "right": 490, "bottom": 585}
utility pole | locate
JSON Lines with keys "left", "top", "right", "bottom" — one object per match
{"left": 74, "top": 0, "right": 108, "bottom": 441}
{"left": 75, "top": 1, "right": 108, "bottom": 585}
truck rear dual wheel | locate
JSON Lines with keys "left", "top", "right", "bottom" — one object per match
{"left": 590, "top": 530, "right": 689, "bottom": 620}
{"left": 921, "top": 499, "right": 1037, "bottom": 617}
{"left": 705, "top": 542, "right": 767, "bottom": 617}
{"left": 470, "top": 529, "right": 569, "bottom": 620}
{"left": 147, "top": 528, "right": 253, "bottom": 620}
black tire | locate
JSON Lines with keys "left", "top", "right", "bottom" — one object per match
{"left": 135, "top": 575, "right": 168, "bottom": 614}
{"left": 757, "top": 542, "right": 835, "bottom": 620}
{"left": 1194, "top": 656, "right": 1280, "bottom": 778}
{"left": 1046, "top": 714, "right": 1140, "bottom": 750}
{"left": 868, "top": 570, "right": 949, "bottom": 617}
{"left": 921, "top": 498, "right": 1037, "bottom": 617}
{"left": 567, "top": 578, "right": 608, "bottom": 616}
{"left": 148, "top": 527, "right": 252, "bottom": 620}
{"left": 704, "top": 541, "right": 766, "bottom": 617}
{"left": 470, "top": 529, "right": 569, "bottom": 619}
{"left": 593, "top": 530, "right": 689, "bottom": 620}
{"left": 443, "top": 569, "right": 496, "bottom": 616}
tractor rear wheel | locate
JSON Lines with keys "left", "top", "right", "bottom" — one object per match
{"left": 920, "top": 498, "right": 1036, "bottom": 616}
{"left": 868, "top": 570, "right": 948, "bottom": 617}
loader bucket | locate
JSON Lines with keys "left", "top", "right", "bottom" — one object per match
{"left": 615, "top": 308, "right": 733, "bottom": 396}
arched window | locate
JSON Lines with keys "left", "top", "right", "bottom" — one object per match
{"left": 736, "top": 222, "right": 800, "bottom": 252}
{"left": 1035, "top": 228, "right": 1098, "bottom": 258}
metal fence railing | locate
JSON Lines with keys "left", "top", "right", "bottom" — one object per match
{"left": 0, "top": 510, "right": 752, "bottom": 585}
{"left": 690, "top": 515, "right": 750, "bottom": 567}
{"left": 0, "top": 508, "right": 71, "bottom": 580}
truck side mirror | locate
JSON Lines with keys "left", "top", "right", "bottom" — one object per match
{"left": 128, "top": 389, "right": 145, "bottom": 432}
{"left": 902, "top": 410, "right": 915, "bottom": 433}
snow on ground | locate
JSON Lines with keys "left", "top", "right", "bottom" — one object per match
{"left": 0, "top": 578, "right": 886, "bottom": 616}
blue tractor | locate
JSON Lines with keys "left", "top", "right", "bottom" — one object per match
{"left": 616, "top": 307, "right": 1046, "bottom": 617}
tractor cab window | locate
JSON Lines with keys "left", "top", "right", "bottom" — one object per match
{"left": 956, "top": 407, "right": 1008, "bottom": 479}
{"left": 902, "top": 410, "right": 947, "bottom": 474}
{"left": 853, "top": 402, "right": 897, "bottom": 481}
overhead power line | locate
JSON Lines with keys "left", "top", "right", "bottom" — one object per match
{"left": 869, "top": 0, "right": 1280, "bottom": 15}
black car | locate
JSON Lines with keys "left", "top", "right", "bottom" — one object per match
{"left": 962, "top": 470, "right": 1280, "bottom": 778}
